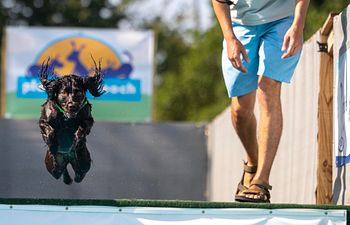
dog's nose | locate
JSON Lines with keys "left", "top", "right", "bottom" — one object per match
{"left": 67, "top": 103, "right": 75, "bottom": 110}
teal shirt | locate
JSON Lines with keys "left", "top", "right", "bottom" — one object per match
{"left": 230, "top": 0, "right": 295, "bottom": 25}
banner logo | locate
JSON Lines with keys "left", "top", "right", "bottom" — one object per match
{"left": 17, "top": 77, "right": 141, "bottom": 101}
{"left": 19, "top": 36, "right": 140, "bottom": 101}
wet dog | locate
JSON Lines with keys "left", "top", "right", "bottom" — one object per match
{"left": 39, "top": 59, "right": 104, "bottom": 184}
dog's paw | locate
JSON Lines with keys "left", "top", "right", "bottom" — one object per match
{"left": 63, "top": 174, "right": 73, "bottom": 185}
{"left": 51, "top": 169, "right": 63, "bottom": 179}
{"left": 74, "top": 173, "right": 86, "bottom": 183}
{"left": 63, "top": 168, "right": 73, "bottom": 185}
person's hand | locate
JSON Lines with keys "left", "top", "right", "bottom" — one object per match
{"left": 281, "top": 24, "right": 303, "bottom": 59}
{"left": 226, "top": 38, "right": 249, "bottom": 73}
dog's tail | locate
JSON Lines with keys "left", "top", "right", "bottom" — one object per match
{"left": 85, "top": 56, "right": 105, "bottom": 97}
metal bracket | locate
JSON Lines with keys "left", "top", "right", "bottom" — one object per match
{"left": 317, "top": 41, "right": 328, "bottom": 52}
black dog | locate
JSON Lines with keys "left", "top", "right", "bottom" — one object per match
{"left": 39, "top": 59, "right": 104, "bottom": 184}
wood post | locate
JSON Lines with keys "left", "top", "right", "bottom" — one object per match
{"left": 316, "top": 13, "right": 337, "bottom": 204}
{"left": 0, "top": 31, "right": 6, "bottom": 118}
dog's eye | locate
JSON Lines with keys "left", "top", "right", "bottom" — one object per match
{"left": 58, "top": 92, "right": 68, "bottom": 102}
{"left": 59, "top": 96, "right": 67, "bottom": 102}
{"left": 59, "top": 90, "right": 68, "bottom": 95}
{"left": 74, "top": 91, "right": 84, "bottom": 99}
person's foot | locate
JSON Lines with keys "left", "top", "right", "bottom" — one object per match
{"left": 240, "top": 179, "right": 272, "bottom": 203}
{"left": 235, "top": 163, "right": 257, "bottom": 201}
{"left": 244, "top": 185, "right": 268, "bottom": 201}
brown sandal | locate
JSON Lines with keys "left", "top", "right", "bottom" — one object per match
{"left": 234, "top": 162, "right": 257, "bottom": 202}
{"left": 238, "top": 179, "right": 272, "bottom": 203}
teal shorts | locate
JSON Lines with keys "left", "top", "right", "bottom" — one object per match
{"left": 222, "top": 16, "right": 302, "bottom": 97}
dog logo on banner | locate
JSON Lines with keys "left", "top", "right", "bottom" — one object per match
{"left": 18, "top": 36, "right": 141, "bottom": 101}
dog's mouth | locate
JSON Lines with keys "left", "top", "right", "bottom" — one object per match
{"left": 63, "top": 111, "right": 78, "bottom": 119}
{"left": 56, "top": 99, "right": 88, "bottom": 119}
{"left": 56, "top": 104, "right": 80, "bottom": 119}
{"left": 63, "top": 105, "right": 82, "bottom": 118}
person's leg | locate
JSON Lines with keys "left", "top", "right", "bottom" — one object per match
{"left": 240, "top": 16, "right": 301, "bottom": 202}
{"left": 245, "top": 76, "right": 282, "bottom": 200}
{"left": 220, "top": 21, "right": 261, "bottom": 199}
{"left": 231, "top": 91, "right": 258, "bottom": 188}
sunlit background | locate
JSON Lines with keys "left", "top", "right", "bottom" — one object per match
{"left": 0, "top": 0, "right": 349, "bottom": 122}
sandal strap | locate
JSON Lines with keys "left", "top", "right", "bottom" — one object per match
{"left": 243, "top": 162, "right": 257, "bottom": 174}
{"left": 242, "top": 179, "right": 272, "bottom": 202}
{"left": 243, "top": 189, "right": 264, "bottom": 195}
{"left": 236, "top": 183, "right": 247, "bottom": 194}
{"left": 242, "top": 188, "right": 271, "bottom": 202}
{"left": 250, "top": 179, "right": 272, "bottom": 190}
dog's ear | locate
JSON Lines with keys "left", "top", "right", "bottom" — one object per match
{"left": 39, "top": 58, "right": 59, "bottom": 100}
{"left": 43, "top": 80, "right": 59, "bottom": 100}
{"left": 84, "top": 57, "right": 105, "bottom": 97}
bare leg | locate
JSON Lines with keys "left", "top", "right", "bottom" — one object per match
{"left": 231, "top": 91, "right": 259, "bottom": 187}
{"left": 246, "top": 76, "right": 282, "bottom": 200}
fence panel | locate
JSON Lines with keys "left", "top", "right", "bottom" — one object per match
{"left": 333, "top": 5, "right": 350, "bottom": 205}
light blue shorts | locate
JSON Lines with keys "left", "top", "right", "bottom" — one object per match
{"left": 222, "top": 16, "right": 302, "bottom": 97}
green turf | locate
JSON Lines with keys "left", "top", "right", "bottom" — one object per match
{"left": 6, "top": 92, "right": 152, "bottom": 122}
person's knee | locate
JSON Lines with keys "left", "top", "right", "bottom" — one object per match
{"left": 258, "top": 77, "right": 281, "bottom": 94}
{"left": 231, "top": 103, "right": 254, "bottom": 121}
{"left": 258, "top": 77, "right": 282, "bottom": 110}
{"left": 258, "top": 89, "right": 280, "bottom": 105}
{"left": 231, "top": 92, "right": 256, "bottom": 121}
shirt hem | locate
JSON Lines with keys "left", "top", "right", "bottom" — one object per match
{"left": 231, "top": 12, "right": 294, "bottom": 26}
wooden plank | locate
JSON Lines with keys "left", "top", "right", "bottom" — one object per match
{"left": 320, "top": 12, "right": 338, "bottom": 36}
{"left": 327, "top": 30, "right": 334, "bottom": 56}
{"left": 151, "top": 31, "right": 157, "bottom": 122}
{"left": 0, "top": 31, "right": 6, "bottom": 118}
{"left": 316, "top": 30, "right": 334, "bottom": 204}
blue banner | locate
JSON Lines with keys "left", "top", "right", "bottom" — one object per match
{"left": 17, "top": 76, "right": 141, "bottom": 101}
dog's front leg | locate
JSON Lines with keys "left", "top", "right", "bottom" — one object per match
{"left": 39, "top": 119, "right": 57, "bottom": 152}
{"left": 72, "top": 118, "right": 94, "bottom": 150}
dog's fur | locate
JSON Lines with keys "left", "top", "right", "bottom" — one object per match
{"left": 39, "top": 59, "right": 104, "bottom": 184}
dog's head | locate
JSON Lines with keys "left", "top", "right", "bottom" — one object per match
{"left": 40, "top": 58, "right": 104, "bottom": 119}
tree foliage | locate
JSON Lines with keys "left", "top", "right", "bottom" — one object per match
{"left": 304, "top": 0, "right": 349, "bottom": 39}
{"left": 155, "top": 24, "right": 229, "bottom": 121}
{"left": 0, "top": 0, "right": 136, "bottom": 58}
{"left": 0, "top": 0, "right": 135, "bottom": 27}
